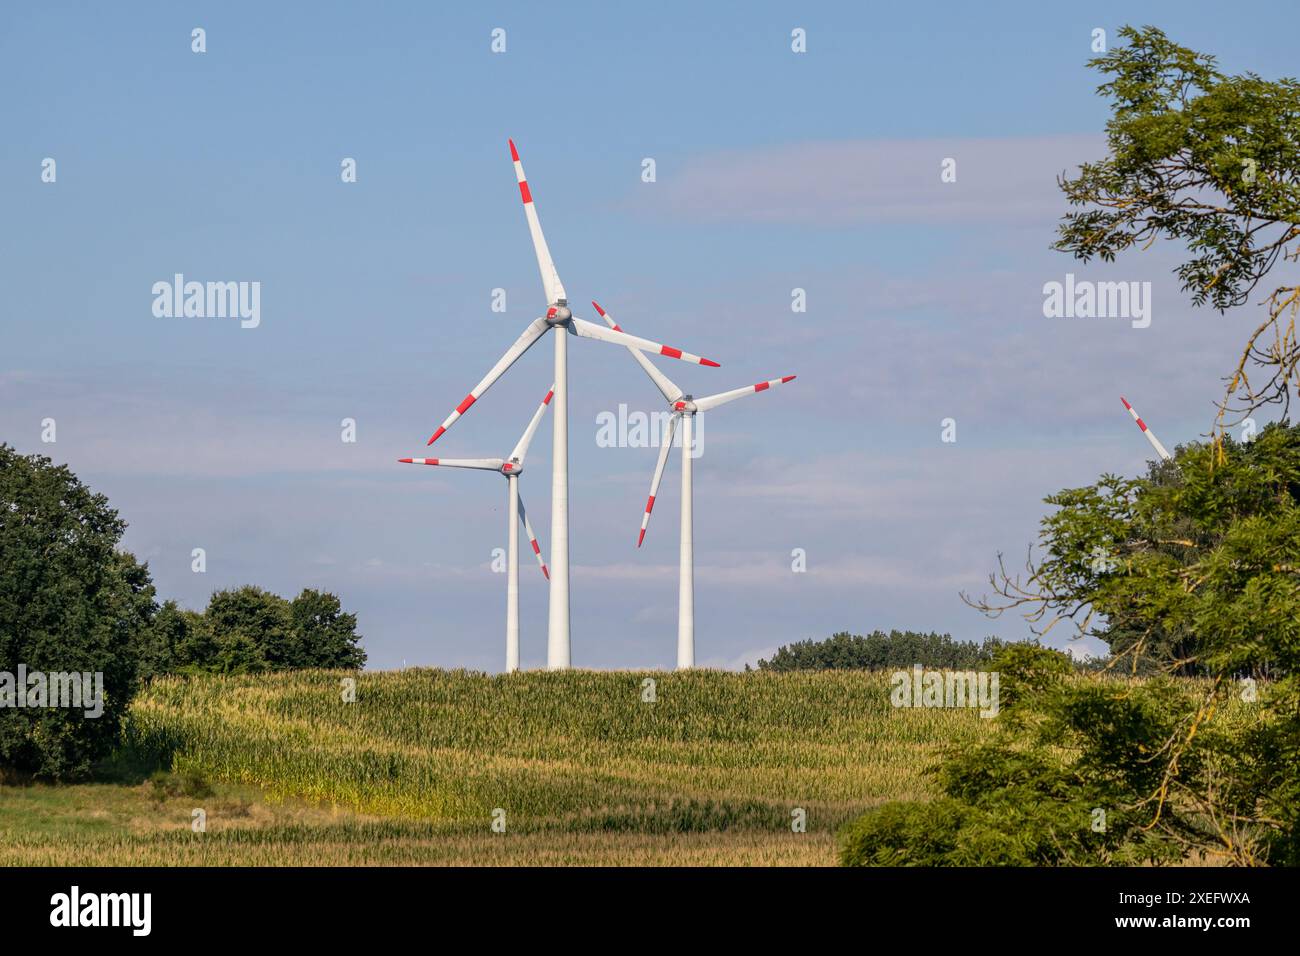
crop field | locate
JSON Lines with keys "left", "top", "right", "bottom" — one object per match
{"left": 1, "top": 669, "right": 996, "bottom": 866}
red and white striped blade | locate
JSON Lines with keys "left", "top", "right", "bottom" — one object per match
{"left": 694, "top": 375, "right": 796, "bottom": 413}
{"left": 516, "top": 490, "right": 550, "bottom": 580}
{"left": 398, "top": 457, "right": 505, "bottom": 471}
{"left": 591, "top": 300, "right": 684, "bottom": 403}
{"left": 509, "top": 139, "right": 566, "bottom": 307}
{"left": 570, "top": 317, "right": 719, "bottom": 367}
{"left": 1120, "top": 396, "right": 1172, "bottom": 461}
{"left": 426, "top": 317, "right": 550, "bottom": 445}
{"left": 638, "top": 413, "right": 680, "bottom": 547}
{"left": 509, "top": 382, "right": 556, "bottom": 464}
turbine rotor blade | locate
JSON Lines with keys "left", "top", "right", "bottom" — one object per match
{"left": 509, "top": 139, "right": 566, "bottom": 306}
{"left": 590, "top": 300, "right": 684, "bottom": 403}
{"left": 516, "top": 490, "right": 550, "bottom": 579}
{"left": 693, "top": 375, "right": 797, "bottom": 413}
{"left": 398, "top": 457, "right": 505, "bottom": 471}
{"left": 426, "top": 318, "right": 550, "bottom": 445}
{"left": 638, "top": 413, "right": 680, "bottom": 547}
{"left": 1120, "top": 396, "right": 1172, "bottom": 461}
{"left": 569, "top": 317, "right": 719, "bottom": 367}
{"left": 509, "top": 382, "right": 556, "bottom": 464}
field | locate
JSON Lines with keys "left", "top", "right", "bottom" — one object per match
{"left": 0, "top": 669, "right": 995, "bottom": 866}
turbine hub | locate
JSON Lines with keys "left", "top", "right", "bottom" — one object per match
{"left": 502, "top": 461, "right": 522, "bottom": 476}
{"left": 673, "top": 398, "right": 697, "bottom": 415}
{"left": 546, "top": 303, "right": 572, "bottom": 324}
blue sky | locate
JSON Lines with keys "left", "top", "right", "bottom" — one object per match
{"left": 3, "top": 1, "right": 1298, "bottom": 670}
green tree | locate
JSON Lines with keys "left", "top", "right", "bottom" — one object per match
{"left": 1054, "top": 25, "right": 1300, "bottom": 430}
{"left": 186, "top": 586, "right": 365, "bottom": 674}
{"left": 860, "top": 425, "right": 1300, "bottom": 866}
{"left": 138, "top": 600, "right": 210, "bottom": 678}
{"left": 0, "top": 446, "right": 156, "bottom": 779}
{"left": 755, "top": 630, "right": 1006, "bottom": 672}
{"left": 965, "top": 424, "right": 1300, "bottom": 677}
{"left": 203, "top": 586, "right": 289, "bottom": 673}
{"left": 289, "top": 589, "right": 366, "bottom": 669}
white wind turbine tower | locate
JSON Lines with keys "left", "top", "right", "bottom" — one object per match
{"left": 1120, "top": 396, "right": 1172, "bottom": 461}
{"left": 401, "top": 384, "right": 555, "bottom": 672}
{"left": 422, "top": 140, "right": 721, "bottom": 670}
{"left": 592, "top": 301, "right": 796, "bottom": 669}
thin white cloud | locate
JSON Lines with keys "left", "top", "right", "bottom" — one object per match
{"left": 629, "top": 134, "right": 1106, "bottom": 226}
{"left": 575, "top": 553, "right": 976, "bottom": 592}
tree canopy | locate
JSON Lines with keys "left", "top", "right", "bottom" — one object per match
{"left": 967, "top": 393, "right": 1300, "bottom": 681}
{"left": 0, "top": 446, "right": 153, "bottom": 778}
{"left": 156, "top": 585, "right": 367, "bottom": 675}
{"left": 1055, "top": 25, "right": 1300, "bottom": 429}
{"left": 755, "top": 630, "right": 1007, "bottom": 672}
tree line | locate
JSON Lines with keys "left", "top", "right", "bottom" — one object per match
{"left": 1, "top": 445, "right": 364, "bottom": 779}
{"left": 753, "top": 631, "right": 1019, "bottom": 672}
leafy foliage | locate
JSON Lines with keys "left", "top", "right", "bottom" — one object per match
{"left": 287, "top": 589, "right": 368, "bottom": 670}
{"left": 842, "top": 661, "right": 1281, "bottom": 866}
{"left": 144, "top": 587, "right": 366, "bottom": 675}
{"left": 0, "top": 446, "right": 153, "bottom": 779}
{"left": 1054, "top": 25, "right": 1300, "bottom": 425}
{"left": 967, "top": 422, "right": 1300, "bottom": 678}
{"left": 860, "top": 426, "right": 1300, "bottom": 866}
{"left": 755, "top": 630, "right": 1006, "bottom": 671}
{"left": 983, "top": 642, "right": 1073, "bottom": 713}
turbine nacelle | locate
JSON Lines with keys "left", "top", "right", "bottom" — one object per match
{"left": 501, "top": 459, "right": 523, "bottom": 476}
{"left": 545, "top": 302, "right": 572, "bottom": 325}
{"left": 672, "top": 397, "right": 698, "bottom": 415}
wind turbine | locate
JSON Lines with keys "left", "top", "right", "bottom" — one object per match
{"left": 1120, "top": 396, "right": 1172, "bottom": 461}
{"left": 421, "top": 139, "right": 720, "bottom": 670}
{"left": 592, "top": 301, "right": 795, "bottom": 670}
{"left": 401, "top": 384, "right": 555, "bottom": 673}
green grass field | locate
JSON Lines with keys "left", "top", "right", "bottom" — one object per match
{"left": 0, "top": 669, "right": 996, "bottom": 866}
